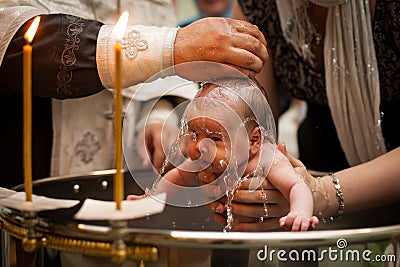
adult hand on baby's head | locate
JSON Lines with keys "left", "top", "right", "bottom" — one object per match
{"left": 174, "top": 17, "right": 268, "bottom": 80}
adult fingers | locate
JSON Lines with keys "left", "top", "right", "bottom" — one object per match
{"left": 152, "top": 143, "right": 166, "bottom": 172}
{"left": 277, "top": 142, "right": 288, "bottom": 156}
{"left": 174, "top": 17, "right": 268, "bottom": 76}
{"left": 224, "top": 18, "right": 268, "bottom": 68}
{"left": 239, "top": 179, "right": 276, "bottom": 190}
{"left": 277, "top": 142, "right": 310, "bottom": 179}
{"left": 231, "top": 202, "right": 287, "bottom": 219}
{"left": 212, "top": 211, "right": 282, "bottom": 232}
{"left": 174, "top": 61, "right": 254, "bottom": 83}
{"left": 225, "top": 31, "right": 268, "bottom": 72}
{"left": 211, "top": 212, "right": 228, "bottom": 226}
{"left": 152, "top": 125, "right": 179, "bottom": 171}
{"left": 145, "top": 125, "right": 165, "bottom": 171}
{"left": 197, "top": 170, "right": 218, "bottom": 184}
{"left": 135, "top": 130, "right": 151, "bottom": 168}
{"left": 233, "top": 188, "right": 286, "bottom": 205}
{"left": 221, "top": 63, "right": 257, "bottom": 79}
{"left": 234, "top": 217, "right": 281, "bottom": 232}
{"left": 234, "top": 21, "right": 267, "bottom": 46}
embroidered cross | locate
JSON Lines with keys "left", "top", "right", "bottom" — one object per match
{"left": 120, "top": 30, "right": 148, "bottom": 59}
{"left": 75, "top": 132, "right": 101, "bottom": 164}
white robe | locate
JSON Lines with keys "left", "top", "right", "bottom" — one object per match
{"left": 0, "top": 0, "right": 198, "bottom": 176}
{"left": 1, "top": 1, "right": 208, "bottom": 267}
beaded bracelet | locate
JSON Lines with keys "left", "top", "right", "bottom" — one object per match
{"left": 329, "top": 172, "right": 345, "bottom": 219}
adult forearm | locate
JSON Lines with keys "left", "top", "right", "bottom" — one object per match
{"left": 334, "top": 147, "right": 400, "bottom": 213}
{"left": 0, "top": 14, "right": 177, "bottom": 99}
{"left": 314, "top": 147, "right": 400, "bottom": 217}
{"left": 1, "top": 11, "right": 268, "bottom": 99}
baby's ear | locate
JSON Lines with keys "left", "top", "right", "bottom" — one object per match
{"left": 249, "top": 126, "right": 261, "bottom": 155}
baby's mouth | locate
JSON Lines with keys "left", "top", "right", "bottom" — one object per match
{"left": 194, "top": 157, "right": 225, "bottom": 175}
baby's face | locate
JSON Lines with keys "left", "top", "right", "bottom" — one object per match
{"left": 187, "top": 117, "right": 229, "bottom": 175}
{"left": 186, "top": 116, "right": 250, "bottom": 175}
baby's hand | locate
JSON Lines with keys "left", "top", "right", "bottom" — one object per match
{"left": 279, "top": 212, "right": 319, "bottom": 231}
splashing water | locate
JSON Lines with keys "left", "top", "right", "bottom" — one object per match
{"left": 146, "top": 114, "right": 274, "bottom": 232}
{"left": 259, "top": 187, "right": 269, "bottom": 222}
{"left": 148, "top": 132, "right": 190, "bottom": 194}
{"left": 224, "top": 190, "right": 234, "bottom": 232}
{"left": 143, "top": 78, "right": 277, "bottom": 233}
{"left": 223, "top": 180, "right": 244, "bottom": 232}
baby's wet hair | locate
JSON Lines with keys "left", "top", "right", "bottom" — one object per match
{"left": 197, "top": 78, "right": 263, "bottom": 129}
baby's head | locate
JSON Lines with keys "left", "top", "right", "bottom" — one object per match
{"left": 183, "top": 78, "right": 266, "bottom": 174}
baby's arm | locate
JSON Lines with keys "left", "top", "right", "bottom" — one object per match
{"left": 127, "top": 160, "right": 198, "bottom": 200}
{"left": 266, "top": 147, "right": 319, "bottom": 231}
{"left": 153, "top": 163, "right": 198, "bottom": 194}
{"left": 278, "top": 180, "right": 319, "bottom": 231}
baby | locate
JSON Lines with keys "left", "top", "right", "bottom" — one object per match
{"left": 129, "top": 78, "right": 319, "bottom": 231}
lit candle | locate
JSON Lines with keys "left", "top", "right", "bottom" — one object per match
{"left": 112, "top": 11, "right": 129, "bottom": 210}
{"left": 23, "top": 16, "right": 40, "bottom": 202}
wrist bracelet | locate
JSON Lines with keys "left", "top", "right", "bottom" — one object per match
{"left": 329, "top": 172, "right": 345, "bottom": 219}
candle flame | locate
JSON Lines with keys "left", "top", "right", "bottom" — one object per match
{"left": 112, "top": 11, "right": 129, "bottom": 41}
{"left": 24, "top": 16, "right": 41, "bottom": 43}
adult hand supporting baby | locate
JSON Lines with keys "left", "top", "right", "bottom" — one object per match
{"left": 197, "top": 170, "right": 289, "bottom": 232}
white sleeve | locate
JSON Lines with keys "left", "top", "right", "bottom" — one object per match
{"left": 96, "top": 25, "right": 178, "bottom": 89}
{"left": 0, "top": 5, "right": 45, "bottom": 65}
